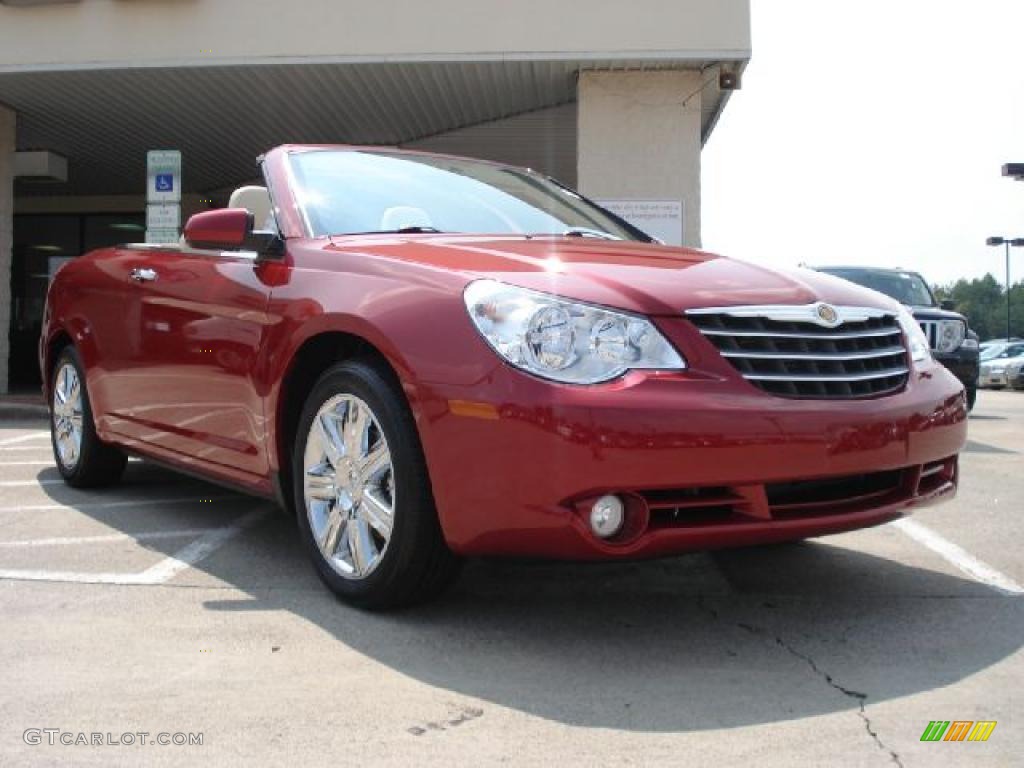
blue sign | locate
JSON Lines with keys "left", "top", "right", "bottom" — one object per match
{"left": 155, "top": 173, "right": 174, "bottom": 193}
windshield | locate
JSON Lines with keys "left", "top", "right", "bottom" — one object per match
{"left": 981, "top": 344, "right": 1007, "bottom": 361}
{"left": 820, "top": 268, "right": 936, "bottom": 307}
{"left": 286, "top": 150, "right": 648, "bottom": 241}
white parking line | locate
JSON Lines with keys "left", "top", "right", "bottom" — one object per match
{"left": 0, "top": 461, "right": 53, "bottom": 467}
{"left": 0, "top": 529, "right": 225, "bottom": 548}
{"left": 0, "top": 569, "right": 149, "bottom": 585}
{"left": 0, "top": 508, "right": 270, "bottom": 585}
{"left": 0, "top": 479, "right": 64, "bottom": 487}
{"left": 0, "top": 495, "right": 241, "bottom": 513}
{"left": 0, "top": 432, "right": 49, "bottom": 447}
{"left": 135, "top": 509, "right": 268, "bottom": 584}
{"left": 0, "top": 446, "right": 57, "bottom": 452}
{"left": 893, "top": 518, "right": 1024, "bottom": 595}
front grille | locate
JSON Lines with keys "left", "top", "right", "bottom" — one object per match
{"left": 766, "top": 469, "right": 905, "bottom": 518}
{"left": 687, "top": 305, "right": 910, "bottom": 399}
{"left": 641, "top": 487, "right": 743, "bottom": 528}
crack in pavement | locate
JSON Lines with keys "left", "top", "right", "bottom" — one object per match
{"left": 696, "top": 597, "right": 903, "bottom": 768}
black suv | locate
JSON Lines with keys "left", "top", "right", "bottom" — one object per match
{"left": 815, "top": 267, "right": 980, "bottom": 409}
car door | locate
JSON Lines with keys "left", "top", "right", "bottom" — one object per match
{"left": 111, "top": 246, "right": 274, "bottom": 478}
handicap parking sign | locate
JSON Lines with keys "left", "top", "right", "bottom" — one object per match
{"left": 147, "top": 150, "right": 181, "bottom": 203}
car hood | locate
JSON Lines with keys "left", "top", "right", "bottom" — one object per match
{"left": 326, "top": 234, "right": 902, "bottom": 316}
{"left": 907, "top": 306, "right": 967, "bottom": 322}
{"left": 982, "top": 353, "right": 1024, "bottom": 368}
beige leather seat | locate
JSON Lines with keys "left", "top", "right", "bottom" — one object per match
{"left": 228, "top": 185, "right": 275, "bottom": 231}
{"left": 380, "top": 205, "right": 433, "bottom": 231}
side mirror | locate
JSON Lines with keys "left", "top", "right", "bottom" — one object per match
{"left": 940, "top": 299, "right": 957, "bottom": 311}
{"left": 184, "top": 208, "right": 251, "bottom": 249}
{"left": 183, "top": 208, "right": 284, "bottom": 259}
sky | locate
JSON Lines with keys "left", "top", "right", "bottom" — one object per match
{"left": 701, "top": 0, "right": 1024, "bottom": 286}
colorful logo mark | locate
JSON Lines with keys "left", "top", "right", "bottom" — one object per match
{"left": 920, "top": 721, "right": 997, "bottom": 742}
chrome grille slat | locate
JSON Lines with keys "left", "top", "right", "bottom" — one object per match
{"left": 698, "top": 328, "right": 902, "bottom": 340}
{"left": 744, "top": 366, "right": 910, "bottom": 382}
{"left": 686, "top": 303, "right": 910, "bottom": 400}
{"left": 721, "top": 345, "right": 907, "bottom": 361}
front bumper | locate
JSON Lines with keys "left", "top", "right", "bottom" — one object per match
{"left": 934, "top": 350, "right": 979, "bottom": 390}
{"left": 418, "top": 339, "right": 968, "bottom": 559}
{"left": 979, "top": 369, "right": 1009, "bottom": 388}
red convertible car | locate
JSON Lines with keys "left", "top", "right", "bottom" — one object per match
{"left": 41, "top": 145, "right": 967, "bottom": 607}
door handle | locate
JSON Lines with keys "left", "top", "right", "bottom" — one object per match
{"left": 130, "top": 267, "right": 158, "bottom": 283}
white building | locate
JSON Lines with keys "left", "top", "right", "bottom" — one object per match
{"left": 0, "top": 0, "right": 751, "bottom": 393}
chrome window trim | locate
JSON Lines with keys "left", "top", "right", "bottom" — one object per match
{"left": 283, "top": 151, "right": 316, "bottom": 238}
{"left": 117, "top": 243, "right": 259, "bottom": 261}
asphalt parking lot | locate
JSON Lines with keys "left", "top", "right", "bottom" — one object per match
{"left": 1, "top": 392, "right": 1021, "bottom": 767}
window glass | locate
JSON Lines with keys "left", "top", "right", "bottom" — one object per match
{"left": 288, "top": 150, "right": 647, "bottom": 241}
{"left": 9, "top": 213, "right": 144, "bottom": 390}
{"left": 821, "top": 268, "right": 935, "bottom": 307}
{"left": 84, "top": 214, "right": 146, "bottom": 251}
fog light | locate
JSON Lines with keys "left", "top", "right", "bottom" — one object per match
{"left": 590, "top": 495, "right": 625, "bottom": 539}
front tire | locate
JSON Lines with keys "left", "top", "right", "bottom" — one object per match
{"left": 50, "top": 347, "right": 127, "bottom": 488}
{"left": 966, "top": 386, "right": 977, "bottom": 411}
{"left": 292, "top": 359, "right": 460, "bottom": 609}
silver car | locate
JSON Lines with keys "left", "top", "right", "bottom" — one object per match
{"left": 978, "top": 342, "right": 1024, "bottom": 389}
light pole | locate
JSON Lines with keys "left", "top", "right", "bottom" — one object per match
{"left": 985, "top": 236, "right": 1024, "bottom": 340}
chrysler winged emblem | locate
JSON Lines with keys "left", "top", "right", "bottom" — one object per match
{"left": 815, "top": 302, "right": 840, "bottom": 326}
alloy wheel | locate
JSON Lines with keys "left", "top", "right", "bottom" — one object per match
{"left": 303, "top": 394, "right": 395, "bottom": 580}
{"left": 52, "top": 362, "right": 84, "bottom": 471}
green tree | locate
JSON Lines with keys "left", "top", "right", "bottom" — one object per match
{"left": 933, "top": 274, "right": 1024, "bottom": 340}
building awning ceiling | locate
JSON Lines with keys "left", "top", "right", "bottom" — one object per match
{"left": 3, "top": 58, "right": 732, "bottom": 197}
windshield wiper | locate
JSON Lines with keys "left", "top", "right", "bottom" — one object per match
{"left": 559, "top": 227, "right": 622, "bottom": 241}
{"left": 332, "top": 226, "right": 446, "bottom": 236}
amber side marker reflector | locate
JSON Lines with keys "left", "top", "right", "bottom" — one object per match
{"left": 448, "top": 400, "right": 500, "bottom": 420}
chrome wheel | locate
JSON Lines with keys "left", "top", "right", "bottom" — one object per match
{"left": 52, "top": 362, "right": 84, "bottom": 471}
{"left": 303, "top": 394, "right": 395, "bottom": 580}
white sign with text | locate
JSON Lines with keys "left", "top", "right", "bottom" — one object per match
{"left": 146, "top": 203, "right": 180, "bottom": 230}
{"left": 597, "top": 199, "right": 684, "bottom": 246}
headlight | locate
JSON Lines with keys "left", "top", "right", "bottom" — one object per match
{"left": 935, "top": 318, "right": 966, "bottom": 353}
{"left": 463, "top": 279, "right": 686, "bottom": 384}
{"left": 898, "top": 308, "right": 931, "bottom": 364}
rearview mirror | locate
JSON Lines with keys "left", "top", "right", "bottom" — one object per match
{"left": 184, "top": 208, "right": 251, "bottom": 249}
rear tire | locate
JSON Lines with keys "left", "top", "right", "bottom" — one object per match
{"left": 966, "top": 386, "right": 977, "bottom": 411}
{"left": 292, "top": 359, "right": 461, "bottom": 609}
{"left": 50, "top": 346, "right": 127, "bottom": 488}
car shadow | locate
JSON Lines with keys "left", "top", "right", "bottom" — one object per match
{"left": 35, "top": 461, "right": 1024, "bottom": 734}
{"left": 964, "top": 439, "right": 1017, "bottom": 454}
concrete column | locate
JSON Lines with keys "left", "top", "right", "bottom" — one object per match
{"left": 577, "top": 70, "right": 703, "bottom": 248}
{"left": 0, "top": 105, "right": 14, "bottom": 394}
